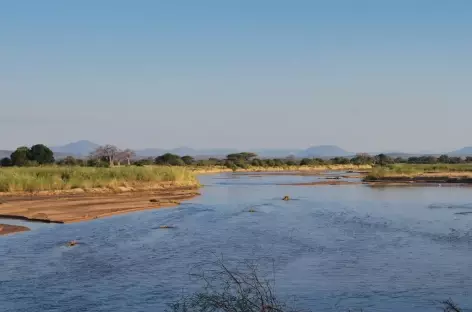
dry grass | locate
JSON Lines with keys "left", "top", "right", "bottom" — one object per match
{"left": 0, "top": 166, "right": 198, "bottom": 193}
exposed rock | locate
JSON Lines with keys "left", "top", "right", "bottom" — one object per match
{"left": 66, "top": 240, "right": 79, "bottom": 247}
{"left": 282, "top": 196, "right": 290, "bottom": 201}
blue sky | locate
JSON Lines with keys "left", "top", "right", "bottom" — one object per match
{"left": 1, "top": 0, "right": 471, "bottom": 153}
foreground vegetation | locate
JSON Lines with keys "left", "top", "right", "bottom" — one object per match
{"left": 168, "top": 259, "right": 463, "bottom": 312}
{"left": 0, "top": 166, "right": 197, "bottom": 193}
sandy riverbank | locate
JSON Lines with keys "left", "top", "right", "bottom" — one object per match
{"left": 0, "top": 186, "right": 199, "bottom": 224}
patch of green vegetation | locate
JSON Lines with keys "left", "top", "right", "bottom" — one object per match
{"left": 0, "top": 166, "right": 197, "bottom": 193}
{"left": 365, "top": 163, "right": 472, "bottom": 180}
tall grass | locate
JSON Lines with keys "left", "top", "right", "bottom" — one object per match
{"left": 0, "top": 166, "right": 198, "bottom": 193}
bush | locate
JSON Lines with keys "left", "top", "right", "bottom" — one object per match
{"left": 0, "top": 157, "right": 12, "bottom": 167}
{"left": 155, "top": 153, "right": 185, "bottom": 166}
{"left": 181, "top": 155, "right": 195, "bottom": 165}
{"left": 167, "top": 259, "right": 293, "bottom": 312}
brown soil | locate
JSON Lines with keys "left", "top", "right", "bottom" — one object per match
{"left": 0, "top": 186, "right": 199, "bottom": 224}
{"left": 0, "top": 224, "right": 30, "bottom": 236}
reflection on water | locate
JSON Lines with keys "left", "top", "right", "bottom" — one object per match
{"left": 1, "top": 173, "right": 472, "bottom": 311}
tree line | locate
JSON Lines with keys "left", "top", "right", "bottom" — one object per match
{"left": 2, "top": 144, "right": 472, "bottom": 168}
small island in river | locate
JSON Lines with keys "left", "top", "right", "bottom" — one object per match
{"left": 0, "top": 224, "right": 30, "bottom": 236}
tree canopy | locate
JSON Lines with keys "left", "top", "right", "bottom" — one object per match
{"left": 10, "top": 146, "right": 32, "bottom": 166}
{"left": 29, "top": 144, "right": 55, "bottom": 164}
{"left": 155, "top": 153, "right": 185, "bottom": 166}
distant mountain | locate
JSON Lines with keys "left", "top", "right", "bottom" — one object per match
{"left": 450, "top": 147, "right": 472, "bottom": 156}
{"left": 252, "top": 149, "right": 301, "bottom": 158}
{"left": 134, "top": 148, "right": 167, "bottom": 157}
{"left": 297, "top": 145, "right": 351, "bottom": 158}
{"left": 43, "top": 141, "right": 354, "bottom": 159}
{"left": 169, "top": 147, "right": 198, "bottom": 156}
{"left": 0, "top": 150, "right": 11, "bottom": 159}
{"left": 51, "top": 140, "right": 100, "bottom": 156}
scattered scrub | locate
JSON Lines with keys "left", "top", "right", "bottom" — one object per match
{"left": 167, "top": 259, "right": 464, "bottom": 312}
{"left": 167, "top": 259, "right": 294, "bottom": 312}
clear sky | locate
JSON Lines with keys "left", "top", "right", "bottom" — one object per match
{"left": 1, "top": 0, "right": 471, "bottom": 153}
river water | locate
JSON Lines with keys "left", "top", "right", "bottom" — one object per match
{"left": 1, "top": 173, "right": 472, "bottom": 311}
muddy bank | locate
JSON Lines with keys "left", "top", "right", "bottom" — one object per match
{"left": 0, "top": 186, "right": 199, "bottom": 224}
{"left": 0, "top": 224, "right": 30, "bottom": 236}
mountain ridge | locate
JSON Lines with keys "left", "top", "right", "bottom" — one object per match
{"left": 4, "top": 140, "right": 472, "bottom": 159}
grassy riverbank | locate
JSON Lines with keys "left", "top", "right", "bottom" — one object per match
{"left": 365, "top": 164, "right": 472, "bottom": 183}
{"left": 191, "top": 164, "right": 372, "bottom": 174}
{"left": 0, "top": 166, "right": 198, "bottom": 193}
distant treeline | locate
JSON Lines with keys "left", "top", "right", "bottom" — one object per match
{"left": 2, "top": 144, "right": 472, "bottom": 168}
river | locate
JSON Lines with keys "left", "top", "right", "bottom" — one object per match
{"left": 1, "top": 173, "right": 472, "bottom": 311}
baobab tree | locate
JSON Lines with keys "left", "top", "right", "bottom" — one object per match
{"left": 121, "top": 149, "right": 136, "bottom": 166}
{"left": 91, "top": 145, "right": 119, "bottom": 167}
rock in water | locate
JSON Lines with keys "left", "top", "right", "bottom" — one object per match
{"left": 282, "top": 196, "right": 290, "bottom": 201}
{"left": 66, "top": 240, "right": 79, "bottom": 247}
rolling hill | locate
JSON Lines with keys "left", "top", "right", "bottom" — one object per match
{"left": 297, "top": 145, "right": 351, "bottom": 158}
{"left": 51, "top": 140, "right": 100, "bottom": 156}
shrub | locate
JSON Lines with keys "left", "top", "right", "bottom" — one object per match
{"left": 0, "top": 157, "right": 12, "bottom": 167}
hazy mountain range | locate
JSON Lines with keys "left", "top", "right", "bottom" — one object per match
{"left": 47, "top": 141, "right": 354, "bottom": 158}
{"left": 2, "top": 140, "right": 472, "bottom": 159}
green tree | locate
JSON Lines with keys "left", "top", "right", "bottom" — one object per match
{"left": 438, "top": 154, "right": 449, "bottom": 163}
{"left": 181, "top": 155, "right": 195, "bottom": 165}
{"left": 226, "top": 152, "right": 257, "bottom": 162}
{"left": 394, "top": 157, "right": 407, "bottom": 163}
{"left": 251, "top": 158, "right": 263, "bottom": 166}
{"left": 331, "top": 157, "right": 350, "bottom": 165}
{"left": 63, "top": 156, "right": 78, "bottom": 166}
{"left": 0, "top": 157, "right": 12, "bottom": 167}
{"left": 351, "top": 153, "right": 374, "bottom": 165}
{"left": 300, "top": 158, "right": 313, "bottom": 166}
{"left": 273, "top": 158, "right": 285, "bottom": 166}
{"left": 134, "top": 158, "right": 154, "bottom": 166}
{"left": 86, "top": 158, "right": 109, "bottom": 167}
{"left": 29, "top": 144, "right": 55, "bottom": 164}
{"left": 155, "top": 153, "right": 185, "bottom": 166}
{"left": 10, "top": 146, "right": 31, "bottom": 166}
{"left": 374, "top": 154, "right": 393, "bottom": 166}
{"left": 284, "top": 155, "right": 298, "bottom": 166}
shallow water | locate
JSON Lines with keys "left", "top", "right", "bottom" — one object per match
{"left": 1, "top": 173, "right": 472, "bottom": 311}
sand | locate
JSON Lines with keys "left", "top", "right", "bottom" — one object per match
{"left": 0, "top": 186, "right": 199, "bottom": 224}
